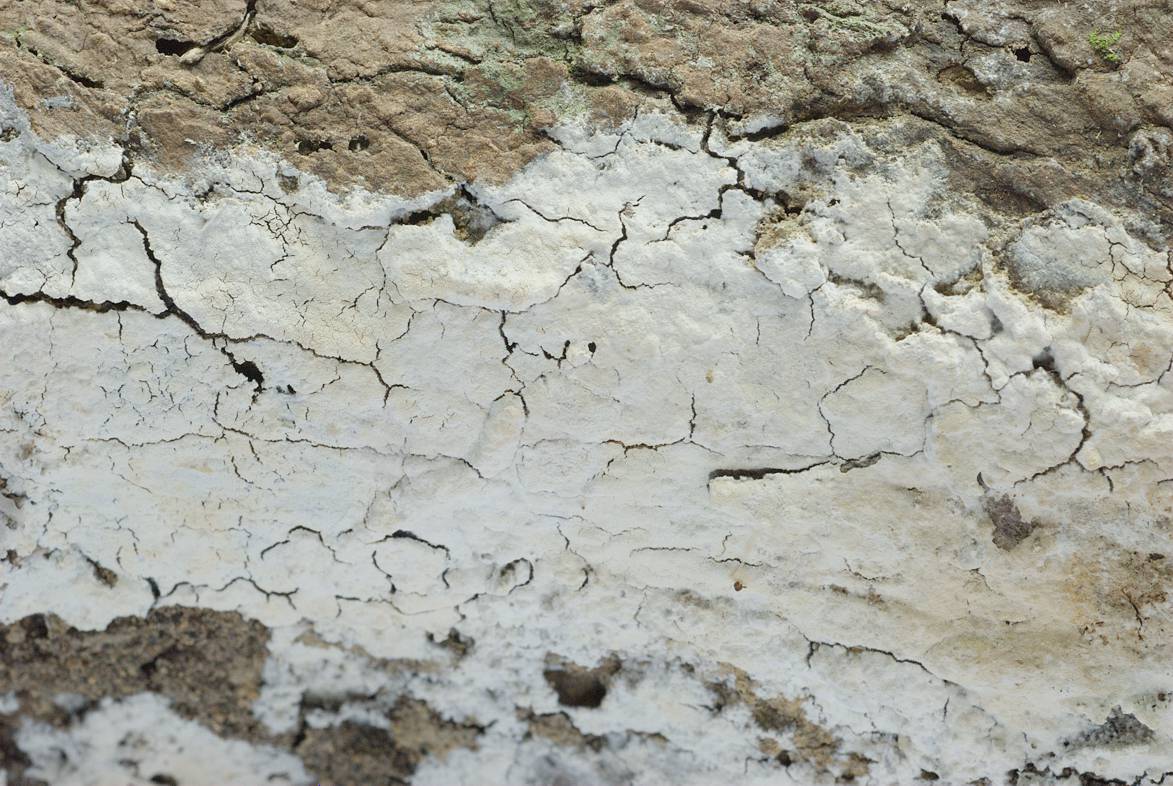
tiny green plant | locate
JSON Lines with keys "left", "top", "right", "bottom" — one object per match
{"left": 1088, "top": 30, "right": 1123, "bottom": 63}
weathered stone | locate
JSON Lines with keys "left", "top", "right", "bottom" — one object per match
{"left": 2, "top": 2, "right": 1172, "bottom": 784}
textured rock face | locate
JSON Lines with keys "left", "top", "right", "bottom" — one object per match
{"left": 1, "top": 1, "right": 1172, "bottom": 784}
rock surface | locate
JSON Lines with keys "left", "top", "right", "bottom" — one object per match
{"left": 1, "top": 1, "right": 1172, "bottom": 784}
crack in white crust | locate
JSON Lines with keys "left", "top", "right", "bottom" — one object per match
{"left": 1, "top": 87, "right": 1173, "bottom": 785}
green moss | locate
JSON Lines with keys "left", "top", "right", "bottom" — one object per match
{"left": 476, "top": 59, "right": 526, "bottom": 93}
{"left": 1088, "top": 30, "right": 1123, "bottom": 63}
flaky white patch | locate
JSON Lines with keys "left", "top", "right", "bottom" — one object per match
{"left": 2, "top": 89, "right": 1172, "bottom": 784}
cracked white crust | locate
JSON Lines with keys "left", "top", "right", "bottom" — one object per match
{"left": 2, "top": 85, "right": 1173, "bottom": 784}
{"left": 15, "top": 694, "right": 309, "bottom": 786}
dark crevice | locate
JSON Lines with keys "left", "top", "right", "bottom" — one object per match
{"left": 129, "top": 219, "right": 264, "bottom": 393}
{"left": 567, "top": 66, "right": 615, "bottom": 87}
{"left": 708, "top": 462, "right": 829, "bottom": 482}
{"left": 0, "top": 289, "right": 148, "bottom": 314}
{"left": 18, "top": 41, "right": 105, "bottom": 88}
{"left": 501, "top": 557, "right": 533, "bottom": 593}
{"left": 222, "top": 86, "right": 268, "bottom": 112}
{"left": 250, "top": 26, "right": 298, "bottom": 49}
{"left": 388, "top": 529, "right": 450, "bottom": 556}
{"left": 138, "top": 645, "right": 179, "bottom": 680}
{"left": 155, "top": 38, "right": 198, "bottom": 57}
{"left": 53, "top": 158, "right": 133, "bottom": 284}
{"left": 85, "top": 557, "right": 118, "bottom": 587}
{"left": 543, "top": 656, "right": 621, "bottom": 709}
{"left": 295, "top": 138, "right": 334, "bottom": 154}
{"left": 1014, "top": 346, "right": 1093, "bottom": 484}
{"left": 839, "top": 453, "right": 882, "bottom": 473}
{"left": 393, "top": 185, "right": 506, "bottom": 244}
{"left": 166, "top": 0, "right": 257, "bottom": 64}
{"left": 229, "top": 358, "right": 265, "bottom": 391}
{"left": 61, "top": 67, "right": 103, "bottom": 89}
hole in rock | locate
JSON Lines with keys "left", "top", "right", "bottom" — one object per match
{"left": 398, "top": 187, "right": 504, "bottom": 244}
{"left": 544, "top": 670, "right": 607, "bottom": 708}
{"left": 231, "top": 359, "right": 265, "bottom": 391}
{"left": 21, "top": 614, "right": 49, "bottom": 640}
{"left": 155, "top": 39, "right": 197, "bottom": 56}
{"left": 542, "top": 656, "right": 620, "bottom": 709}
{"left": 296, "top": 139, "right": 334, "bottom": 154}
{"left": 251, "top": 26, "right": 298, "bottom": 48}
{"left": 1031, "top": 347, "right": 1056, "bottom": 373}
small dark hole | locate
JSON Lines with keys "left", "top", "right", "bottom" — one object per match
{"left": 567, "top": 67, "right": 615, "bottom": 87}
{"left": 295, "top": 139, "right": 334, "bottom": 154}
{"left": 1013, "top": 46, "right": 1032, "bottom": 62}
{"left": 149, "top": 776, "right": 178, "bottom": 786}
{"left": 21, "top": 614, "right": 49, "bottom": 640}
{"left": 155, "top": 38, "right": 197, "bottom": 57}
{"left": 348, "top": 135, "right": 370, "bottom": 152}
{"left": 232, "top": 359, "right": 265, "bottom": 390}
{"left": 1031, "top": 347, "right": 1056, "bottom": 373}
{"left": 250, "top": 26, "right": 299, "bottom": 48}
{"left": 919, "top": 771, "right": 940, "bottom": 782}
{"left": 776, "top": 750, "right": 793, "bottom": 766}
{"left": 587, "top": 341, "right": 597, "bottom": 353}
{"left": 140, "top": 646, "right": 177, "bottom": 680}
{"left": 544, "top": 668, "right": 608, "bottom": 708}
